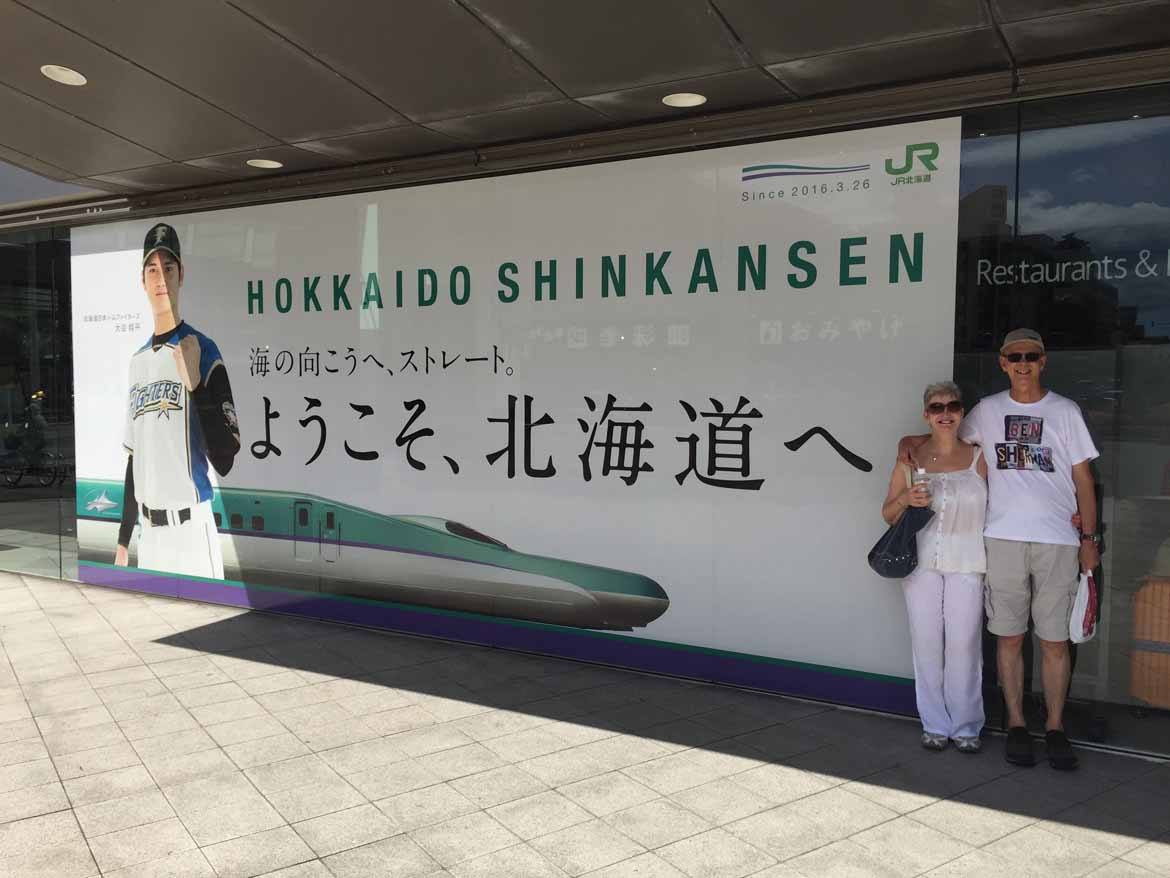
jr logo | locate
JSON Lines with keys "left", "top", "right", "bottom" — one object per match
{"left": 885, "top": 142, "right": 940, "bottom": 175}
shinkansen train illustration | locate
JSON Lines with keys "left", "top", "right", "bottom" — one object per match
{"left": 76, "top": 482, "right": 669, "bottom": 631}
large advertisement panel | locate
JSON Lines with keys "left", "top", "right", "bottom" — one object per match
{"left": 72, "top": 118, "right": 960, "bottom": 711}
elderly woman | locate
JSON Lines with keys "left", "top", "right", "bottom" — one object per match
{"left": 882, "top": 381, "right": 988, "bottom": 752}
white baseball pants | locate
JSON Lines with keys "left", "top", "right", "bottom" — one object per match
{"left": 902, "top": 568, "right": 985, "bottom": 739}
{"left": 137, "top": 500, "right": 224, "bottom": 580}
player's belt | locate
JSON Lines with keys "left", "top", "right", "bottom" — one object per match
{"left": 141, "top": 504, "right": 191, "bottom": 526}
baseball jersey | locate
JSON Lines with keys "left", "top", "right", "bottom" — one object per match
{"left": 959, "top": 389, "right": 1098, "bottom": 547}
{"left": 124, "top": 323, "right": 225, "bottom": 510}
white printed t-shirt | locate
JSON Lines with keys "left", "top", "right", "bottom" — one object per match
{"left": 959, "top": 389, "right": 1098, "bottom": 547}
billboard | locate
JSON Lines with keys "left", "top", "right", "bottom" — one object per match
{"left": 72, "top": 118, "right": 960, "bottom": 712}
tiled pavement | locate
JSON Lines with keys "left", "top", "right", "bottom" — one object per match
{"left": 0, "top": 569, "right": 1167, "bottom": 878}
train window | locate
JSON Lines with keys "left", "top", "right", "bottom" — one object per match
{"left": 213, "top": 512, "right": 222, "bottom": 527}
{"left": 298, "top": 507, "right": 309, "bottom": 527}
{"left": 230, "top": 512, "right": 243, "bottom": 529}
{"left": 251, "top": 515, "right": 264, "bottom": 531}
{"left": 446, "top": 521, "right": 508, "bottom": 549}
{"left": 326, "top": 511, "right": 335, "bottom": 530}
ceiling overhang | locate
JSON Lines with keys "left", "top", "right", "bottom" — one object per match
{"left": 2, "top": 0, "right": 1169, "bottom": 229}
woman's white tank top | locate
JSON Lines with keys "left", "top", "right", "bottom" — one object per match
{"left": 915, "top": 448, "right": 988, "bottom": 574}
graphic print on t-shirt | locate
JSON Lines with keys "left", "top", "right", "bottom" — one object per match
{"left": 996, "top": 414, "right": 1055, "bottom": 472}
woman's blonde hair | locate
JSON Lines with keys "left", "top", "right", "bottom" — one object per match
{"left": 923, "top": 381, "right": 962, "bottom": 409}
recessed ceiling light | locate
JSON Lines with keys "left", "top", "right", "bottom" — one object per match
{"left": 662, "top": 92, "right": 707, "bottom": 108}
{"left": 40, "top": 64, "right": 87, "bottom": 86}
{"left": 246, "top": 158, "right": 283, "bottom": 169}
{"left": 1132, "top": 114, "right": 1142, "bottom": 119}
{"left": 978, "top": 132, "right": 987, "bottom": 137}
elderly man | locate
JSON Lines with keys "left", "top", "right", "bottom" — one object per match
{"left": 903, "top": 329, "right": 1099, "bottom": 769}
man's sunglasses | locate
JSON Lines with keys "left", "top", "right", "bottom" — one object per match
{"left": 926, "top": 401, "right": 964, "bottom": 414}
{"left": 1004, "top": 352, "right": 1042, "bottom": 363}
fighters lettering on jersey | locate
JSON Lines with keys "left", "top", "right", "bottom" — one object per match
{"left": 129, "top": 379, "right": 185, "bottom": 420}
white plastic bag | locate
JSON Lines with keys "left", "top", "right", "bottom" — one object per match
{"left": 1069, "top": 571, "right": 1098, "bottom": 644}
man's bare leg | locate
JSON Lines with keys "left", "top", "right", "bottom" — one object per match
{"left": 1038, "top": 638, "right": 1071, "bottom": 731}
{"left": 998, "top": 633, "right": 1027, "bottom": 727}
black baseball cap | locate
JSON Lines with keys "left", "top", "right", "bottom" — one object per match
{"left": 142, "top": 223, "right": 181, "bottom": 268}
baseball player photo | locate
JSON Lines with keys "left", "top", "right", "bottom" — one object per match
{"left": 114, "top": 223, "right": 240, "bottom": 578}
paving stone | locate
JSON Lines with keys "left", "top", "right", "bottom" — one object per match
{"left": 0, "top": 718, "right": 39, "bottom": 745}
{"left": 530, "top": 817, "right": 645, "bottom": 875}
{"left": 671, "top": 778, "right": 772, "bottom": 826}
{"left": 118, "top": 710, "right": 199, "bottom": 742}
{"left": 919, "top": 849, "right": 1022, "bottom": 877}
{"left": 1085, "top": 862, "right": 1160, "bottom": 878}
{"left": 163, "top": 770, "right": 283, "bottom": 846}
{"left": 296, "top": 718, "right": 382, "bottom": 752}
{"left": 131, "top": 728, "right": 217, "bottom": 763}
{"left": 267, "top": 774, "right": 368, "bottom": 824}
{"left": 175, "top": 682, "right": 249, "bottom": 708}
{"left": 101, "top": 848, "right": 215, "bottom": 877}
{"left": 851, "top": 816, "right": 973, "bottom": 875}
{"left": 202, "top": 825, "right": 316, "bottom": 878}
{"left": 244, "top": 755, "right": 338, "bottom": 796}
{"left": 187, "top": 697, "right": 268, "bottom": 727}
{"left": 318, "top": 737, "right": 408, "bottom": 776}
{"left": 26, "top": 688, "right": 104, "bottom": 717}
{"left": 783, "top": 787, "right": 898, "bottom": 841}
{"left": 53, "top": 742, "right": 141, "bottom": 781}
{"left": 606, "top": 798, "right": 712, "bottom": 849}
{"left": 0, "top": 832, "right": 97, "bottom": 877}
{"left": 34, "top": 704, "right": 113, "bottom": 736}
{"left": 560, "top": 772, "right": 659, "bottom": 817}
{"left": 87, "top": 816, "right": 196, "bottom": 873}
{"left": 252, "top": 861, "right": 331, "bottom": 878}
{"left": 375, "top": 783, "right": 478, "bottom": 833}
{"left": 64, "top": 764, "right": 157, "bottom": 807}
{"left": 0, "top": 781, "right": 70, "bottom": 823}
{"left": 519, "top": 748, "right": 610, "bottom": 787}
{"left": 364, "top": 705, "right": 440, "bottom": 736}
{"left": 729, "top": 763, "right": 837, "bottom": 805}
{"left": 107, "top": 693, "right": 185, "bottom": 723}
{"left": 225, "top": 732, "right": 312, "bottom": 769}
{"left": 985, "top": 824, "right": 1114, "bottom": 876}
{"left": 487, "top": 790, "right": 593, "bottom": 841}
{"left": 449, "top": 765, "right": 550, "bottom": 809}
{"left": 657, "top": 827, "right": 775, "bottom": 878}
{"left": 1121, "top": 834, "right": 1170, "bottom": 874}
{"left": 74, "top": 789, "right": 175, "bottom": 838}
{"left": 785, "top": 838, "right": 907, "bottom": 878}
{"left": 449, "top": 842, "right": 568, "bottom": 878}
{"left": 410, "top": 811, "right": 520, "bottom": 867}
{"left": 584, "top": 851, "right": 690, "bottom": 878}
{"left": 323, "top": 834, "right": 438, "bottom": 878}
{"left": 142, "top": 747, "right": 238, "bottom": 787}
{"left": 0, "top": 810, "right": 80, "bottom": 859}
{"left": 1038, "top": 803, "right": 1152, "bottom": 859}
{"left": 293, "top": 803, "right": 398, "bottom": 857}
{"left": 726, "top": 806, "right": 838, "bottom": 861}
{"left": 87, "top": 666, "right": 156, "bottom": 690}
{"left": 205, "top": 714, "right": 287, "bottom": 747}
{"left": 348, "top": 759, "right": 443, "bottom": 800}
{"left": 0, "top": 758, "right": 57, "bottom": 795}
{"left": 97, "top": 679, "right": 169, "bottom": 706}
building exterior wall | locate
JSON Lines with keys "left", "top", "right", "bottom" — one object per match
{"left": 3, "top": 83, "right": 1169, "bottom": 756}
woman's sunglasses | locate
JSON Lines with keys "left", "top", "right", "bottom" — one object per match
{"left": 926, "top": 401, "right": 963, "bottom": 414}
{"left": 1004, "top": 352, "right": 1042, "bottom": 363}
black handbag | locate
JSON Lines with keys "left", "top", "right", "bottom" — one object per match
{"left": 868, "top": 465, "right": 936, "bottom": 579}
{"left": 868, "top": 505, "right": 935, "bottom": 578}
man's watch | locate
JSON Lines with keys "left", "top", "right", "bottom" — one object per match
{"left": 1080, "top": 532, "right": 1101, "bottom": 547}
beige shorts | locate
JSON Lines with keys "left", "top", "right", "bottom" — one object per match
{"left": 984, "top": 537, "right": 1080, "bottom": 642}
